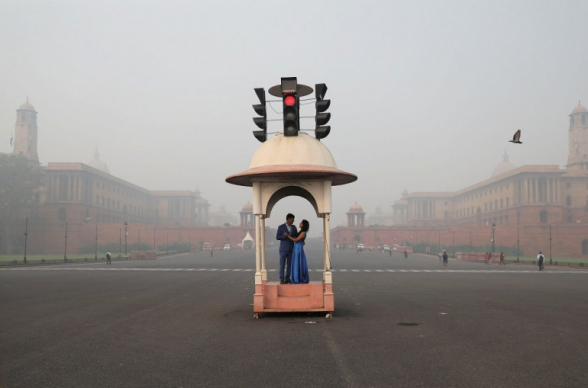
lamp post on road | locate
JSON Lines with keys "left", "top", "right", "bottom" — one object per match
{"left": 124, "top": 221, "right": 128, "bottom": 259}
{"left": 63, "top": 221, "right": 68, "bottom": 262}
{"left": 452, "top": 231, "right": 455, "bottom": 258}
{"left": 94, "top": 224, "right": 98, "bottom": 261}
{"left": 549, "top": 224, "right": 552, "bottom": 265}
{"left": 517, "top": 226, "right": 520, "bottom": 263}
{"left": 491, "top": 223, "right": 495, "bottom": 256}
{"left": 23, "top": 217, "right": 28, "bottom": 264}
{"left": 469, "top": 227, "right": 472, "bottom": 253}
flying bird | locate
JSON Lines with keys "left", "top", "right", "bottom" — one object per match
{"left": 509, "top": 129, "right": 522, "bottom": 144}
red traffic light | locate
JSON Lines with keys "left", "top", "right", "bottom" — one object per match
{"left": 284, "top": 95, "right": 296, "bottom": 106}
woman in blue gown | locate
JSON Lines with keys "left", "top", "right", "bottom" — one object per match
{"left": 286, "top": 219, "right": 309, "bottom": 284}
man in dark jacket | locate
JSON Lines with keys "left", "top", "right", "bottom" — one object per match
{"left": 276, "top": 213, "right": 298, "bottom": 284}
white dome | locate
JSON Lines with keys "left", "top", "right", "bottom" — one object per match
{"left": 491, "top": 151, "right": 516, "bottom": 178}
{"left": 18, "top": 98, "right": 35, "bottom": 111}
{"left": 226, "top": 132, "right": 356, "bottom": 187}
{"left": 248, "top": 132, "right": 337, "bottom": 169}
{"left": 87, "top": 149, "right": 110, "bottom": 174}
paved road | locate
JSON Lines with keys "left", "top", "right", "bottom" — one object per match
{"left": 1, "top": 242, "right": 587, "bottom": 387}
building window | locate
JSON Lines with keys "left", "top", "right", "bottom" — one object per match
{"left": 539, "top": 210, "right": 547, "bottom": 223}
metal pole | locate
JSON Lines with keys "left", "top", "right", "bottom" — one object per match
{"left": 517, "top": 226, "right": 520, "bottom": 263}
{"left": 119, "top": 227, "right": 122, "bottom": 259}
{"left": 491, "top": 223, "right": 495, "bottom": 255}
{"left": 438, "top": 231, "right": 441, "bottom": 252}
{"left": 95, "top": 224, "right": 98, "bottom": 260}
{"left": 138, "top": 228, "right": 141, "bottom": 251}
{"left": 153, "top": 227, "right": 156, "bottom": 252}
{"left": 469, "top": 227, "right": 472, "bottom": 253}
{"left": 124, "top": 221, "right": 128, "bottom": 259}
{"left": 549, "top": 224, "right": 552, "bottom": 265}
{"left": 166, "top": 229, "right": 169, "bottom": 255}
{"left": 64, "top": 221, "right": 68, "bottom": 261}
{"left": 452, "top": 231, "right": 455, "bottom": 258}
{"left": 23, "top": 217, "right": 28, "bottom": 264}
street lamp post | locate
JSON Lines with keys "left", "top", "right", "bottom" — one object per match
{"left": 23, "top": 217, "right": 28, "bottom": 264}
{"left": 124, "top": 221, "right": 128, "bottom": 259}
{"left": 166, "top": 229, "right": 169, "bottom": 255}
{"left": 469, "top": 227, "right": 472, "bottom": 253}
{"left": 95, "top": 224, "right": 98, "bottom": 261}
{"left": 549, "top": 224, "right": 552, "bottom": 265}
{"left": 491, "top": 223, "right": 496, "bottom": 256}
{"left": 64, "top": 221, "right": 68, "bottom": 262}
{"left": 119, "top": 227, "right": 122, "bottom": 259}
{"left": 517, "top": 226, "right": 520, "bottom": 263}
{"left": 452, "top": 231, "right": 455, "bottom": 258}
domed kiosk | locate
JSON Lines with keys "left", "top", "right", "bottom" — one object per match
{"left": 227, "top": 132, "right": 356, "bottom": 318}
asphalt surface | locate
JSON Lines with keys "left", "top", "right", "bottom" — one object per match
{"left": 1, "top": 241, "right": 587, "bottom": 388}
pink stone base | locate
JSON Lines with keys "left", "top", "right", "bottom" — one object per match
{"left": 253, "top": 280, "right": 334, "bottom": 313}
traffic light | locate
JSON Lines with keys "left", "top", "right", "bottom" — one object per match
{"left": 315, "top": 83, "right": 331, "bottom": 140}
{"left": 252, "top": 88, "right": 266, "bottom": 142}
{"left": 282, "top": 77, "right": 299, "bottom": 136}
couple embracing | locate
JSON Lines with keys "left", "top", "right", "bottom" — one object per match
{"left": 276, "top": 213, "right": 309, "bottom": 284}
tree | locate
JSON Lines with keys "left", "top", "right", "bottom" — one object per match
{"left": 0, "top": 153, "right": 44, "bottom": 254}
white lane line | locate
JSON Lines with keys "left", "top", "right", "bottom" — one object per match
{"left": 1, "top": 267, "right": 587, "bottom": 274}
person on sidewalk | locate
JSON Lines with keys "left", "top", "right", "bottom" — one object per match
{"left": 106, "top": 251, "right": 112, "bottom": 265}
{"left": 499, "top": 252, "right": 506, "bottom": 266}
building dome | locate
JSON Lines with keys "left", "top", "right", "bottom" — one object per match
{"left": 18, "top": 98, "right": 35, "bottom": 111}
{"left": 348, "top": 202, "right": 364, "bottom": 213}
{"left": 226, "top": 132, "right": 357, "bottom": 187}
{"left": 491, "top": 150, "right": 517, "bottom": 178}
{"left": 571, "top": 101, "right": 587, "bottom": 114}
{"left": 241, "top": 201, "right": 253, "bottom": 212}
{"left": 87, "top": 149, "right": 110, "bottom": 174}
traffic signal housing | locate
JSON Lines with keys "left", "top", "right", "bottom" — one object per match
{"left": 281, "top": 77, "right": 299, "bottom": 136}
{"left": 315, "top": 83, "right": 331, "bottom": 140}
{"left": 252, "top": 88, "right": 266, "bottom": 142}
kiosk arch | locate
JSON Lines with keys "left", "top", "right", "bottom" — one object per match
{"left": 265, "top": 186, "right": 320, "bottom": 219}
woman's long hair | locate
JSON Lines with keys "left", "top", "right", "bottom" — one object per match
{"left": 300, "top": 219, "right": 309, "bottom": 232}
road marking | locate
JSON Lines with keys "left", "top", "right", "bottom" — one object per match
{"left": 1, "top": 267, "right": 587, "bottom": 274}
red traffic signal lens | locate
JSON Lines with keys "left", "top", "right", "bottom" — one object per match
{"left": 284, "top": 95, "right": 296, "bottom": 106}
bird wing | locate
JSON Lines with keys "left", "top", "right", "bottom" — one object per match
{"left": 513, "top": 129, "right": 521, "bottom": 141}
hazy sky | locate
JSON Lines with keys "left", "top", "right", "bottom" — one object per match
{"left": 1, "top": 1, "right": 587, "bottom": 233}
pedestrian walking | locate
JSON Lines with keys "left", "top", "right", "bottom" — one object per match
{"left": 488, "top": 252, "right": 492, "bottom": 265}
{"left": 403, "top": 249, "right": 408, "bottom": 259}
{"left": 484, "top": 252, "right": 489, "bottom": 265}
{"left": 106, "top": 251, "right": 112, "bottom": 265}
{"left": 442, "top": 250, "right": 448, "bottom": 268}
{"left": 499, "top": 252, "right": 506, "bottom": 266}
{"left": 537, "top": 251, "right": 545, "bottom": 271}
{"left": 389, "top": 249, "right": 392, "bottom": 257}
